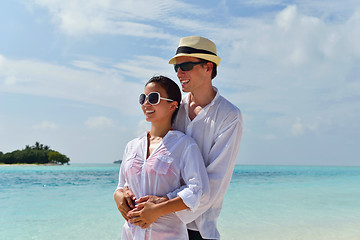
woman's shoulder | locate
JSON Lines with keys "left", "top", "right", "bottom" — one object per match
{"left": 170, "top": 130, "right": 191, "bottom": 141}
{"left": 171, "top": 130, "right": 185, "bottom": 136}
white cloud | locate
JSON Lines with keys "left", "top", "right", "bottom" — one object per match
{"left": 71, "top": 60, "right": 105, "bottom": 72}
{"left": 0, "top": 54, "right": 4, "bottom": 66}
{"left": 263, "top": 134, "right": 277, "bottom": 140}
{"left": 290, "top": 117, "right": 304, "bottom": 136}
{"left": 276, "top": 5, "right": 297, "bottom": 31}
{"left": 113, "top": 55, "right": 171, "bottom": 80}
{"left": 286, "top": 116, "right": 335, "bottom": 137}
{"left": 216, "top": 4, "right": 360, "bottom": 138}
{"left": 0, "top": 55, "right": 145, "bottom": 115}
{"left": 85, "top": 116, "right": 114, "bottom": 129}
{"left": 33, "top": 121, "right": 58, "bottom": 130}
{"left": 26, "top": 0, "right": 201, "bottom": 39}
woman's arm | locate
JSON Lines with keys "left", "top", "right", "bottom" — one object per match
{"left": 114, "top": 143, "right": 137, "bottom": 221}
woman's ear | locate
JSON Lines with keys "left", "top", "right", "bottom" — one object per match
{"left": 170, "top": 102, "right": 178, "bottom": 111}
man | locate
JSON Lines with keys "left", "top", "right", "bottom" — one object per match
{"left": 115, "top": 36, "right": 243, "bottom": 240}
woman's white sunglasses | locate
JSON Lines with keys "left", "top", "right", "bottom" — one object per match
{"left": 139, "top": 92, "right": 174, "bottom": 105}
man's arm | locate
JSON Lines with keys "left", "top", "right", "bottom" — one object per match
{"left": 175, "top": 112, "right": 243, "bottom": 223}
{"left": 135, "top": 186, "right": 187, "bottom": 205}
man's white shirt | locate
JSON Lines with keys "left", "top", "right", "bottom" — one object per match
{"left": 170, "top": 87, "right": 243, "bottom": 239}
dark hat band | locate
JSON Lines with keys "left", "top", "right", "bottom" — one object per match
{"left": 176, "top": 46, "right": 217, "bottom": 56}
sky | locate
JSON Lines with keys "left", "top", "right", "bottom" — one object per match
{"left": 0, "top": 0, "right": 359, "bottom": 166}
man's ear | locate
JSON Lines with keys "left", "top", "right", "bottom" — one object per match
{"left": 204, "top": 62, "right": 213, "bottom": 75}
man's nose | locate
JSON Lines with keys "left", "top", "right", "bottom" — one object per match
{"left": 177, "top": 68, "right": 185, "bottom": 77}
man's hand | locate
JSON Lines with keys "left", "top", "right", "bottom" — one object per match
{"left": 114, "top": 187, "right": 136, "bottom": 221}
{"left": 135, "top": 195, "right": 169, "bottom": 205}
{"left": 127, "top": 202, "right": 162, "bottom": 229}
{"left": 126, "top": 195, "right": 169, "bottom": 228}
{"left": 127, "top": 195, "right": 188, "bottom": 229}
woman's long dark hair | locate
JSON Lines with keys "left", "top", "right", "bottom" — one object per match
{"left": 145, "top": 75, "right": 181, "bottom": 124}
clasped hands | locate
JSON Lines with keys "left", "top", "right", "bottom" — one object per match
{"left": 114, "top": 187, "right": 168, "bottom": 229}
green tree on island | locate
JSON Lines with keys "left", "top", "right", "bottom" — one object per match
{"left": 0, "top": 142, "right": 70, "bottom": 165}
{"left": 48, "top": 151, "right": 70, "bottom": 165}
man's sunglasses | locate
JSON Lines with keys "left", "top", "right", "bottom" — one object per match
{"left": 174, "top": 61, "right": 206, "bottom": 72}
{"left": 139, "top": 92, "right": 174, "bottom": 105}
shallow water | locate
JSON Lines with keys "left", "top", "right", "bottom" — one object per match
{"left": 1, "top": 164, "right": 359, "bottom": 240}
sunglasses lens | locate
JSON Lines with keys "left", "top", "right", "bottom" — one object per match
{"left": 148, "top": 92, "right": 159, "bottom": 105}
{"left": 174, "top": 62, "right": 193, "bottom": 72}
{"left": 174, "top": 62, "right": 205, "bottom": 72}
{"left": 181, "top": 62, "right": 194, "bottom": 71}
{"left": 139, "top": 93, "right": 146, "bottom": 105}
{"left": 139, "top": 92, "right": 161, "bottom": 105}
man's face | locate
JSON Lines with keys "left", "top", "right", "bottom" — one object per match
{"left": 175, "top": 56, "right": 208, "bottom": 93}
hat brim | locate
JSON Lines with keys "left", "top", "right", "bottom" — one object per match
{"left": 169, "top": 53, "right": 221, "bottom": 66}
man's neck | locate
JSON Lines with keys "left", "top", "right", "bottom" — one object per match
{"left": 189, "top": 85, "right": 216, "bottom": 108}
{"left": 187, "top": 86, "right": 216, "bottom": 121}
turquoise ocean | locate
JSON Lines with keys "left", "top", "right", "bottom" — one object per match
{"left": 1, "top": 164, "right": 360, "bottom": 240}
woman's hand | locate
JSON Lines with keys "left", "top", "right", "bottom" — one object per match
{"left": 127, "top": 201, "right": 162, "bottom": 229}
{"left": 114, "top": 187, "right": 136, "bottom": 221}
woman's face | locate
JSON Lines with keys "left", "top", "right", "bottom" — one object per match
{"left": 141, "top": 82, "right": 176, "bottom": 124}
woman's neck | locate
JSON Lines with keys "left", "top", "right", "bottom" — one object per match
{"left": 147, "top": 123, "right": 172, "bottom": 159}
{"left": 149, "top": 122, "right": 172, "bottom": 138}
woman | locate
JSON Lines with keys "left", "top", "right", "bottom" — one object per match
{"left": 116, "top": 76, "right": 209, "bottom": 240}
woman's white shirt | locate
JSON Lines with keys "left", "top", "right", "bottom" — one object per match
{"left": 117, "top": 130, "right": 209, "bottom": 240}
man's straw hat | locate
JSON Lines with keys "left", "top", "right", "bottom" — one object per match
{"left": 169, "top": 36, "right": 221, "bottom": 66}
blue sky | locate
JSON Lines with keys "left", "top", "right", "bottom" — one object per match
{"left": 1, "top": 0, "right": 359, "bottom": 165}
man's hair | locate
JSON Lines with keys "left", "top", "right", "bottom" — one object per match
{"left": 202, "top": 61, "right": 217, "bottom": 79}
{"left": 145, "top": 75, "right": 181, "bottom": 124}
{"left": 210, "top": 62, "right": 218, "bottom": 79}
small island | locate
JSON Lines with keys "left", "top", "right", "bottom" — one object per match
{"left": 0, "top": 142, "right": 70, "bottom": 165}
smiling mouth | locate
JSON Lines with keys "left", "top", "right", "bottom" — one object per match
{"left": 180, "top": 79, "right": 190, "bottom": 85}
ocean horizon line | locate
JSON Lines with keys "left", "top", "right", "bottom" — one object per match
{"left": 2, "top": 162, "right": 359, "bottom": 168}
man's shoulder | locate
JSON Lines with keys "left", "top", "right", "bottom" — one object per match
{"left": 215, "top": 94, "right": 242, "bottom": 117}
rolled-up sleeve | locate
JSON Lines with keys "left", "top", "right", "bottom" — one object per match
{"left": 176, "top": 142, "right": 209, "bottom": 212}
